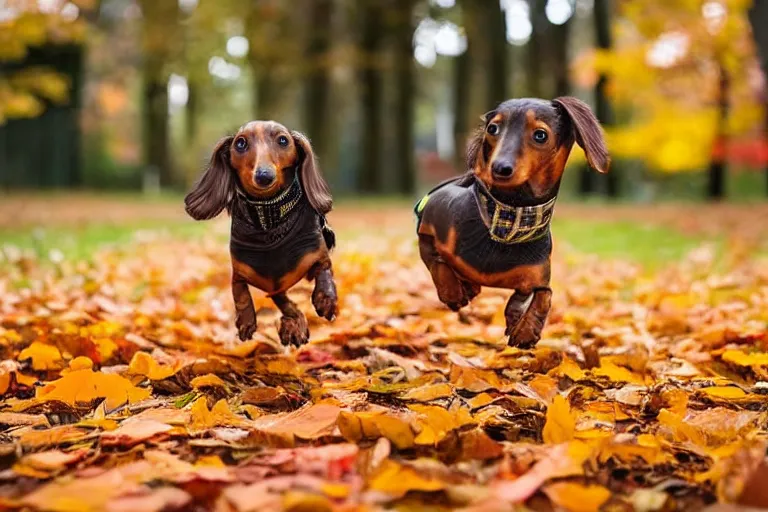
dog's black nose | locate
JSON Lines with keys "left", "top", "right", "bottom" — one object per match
{"left": 492, "top": 160, "right": 514, "bottom": 178}
{"left": 254, "top": 166, "right": 276, "bottom": 187}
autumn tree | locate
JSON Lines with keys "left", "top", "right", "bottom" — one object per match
{"left": 748, "top": 0, "right": 768, "bottom": 194}
{"left": 582, "top": 0, "right": 759, "bottom": 199}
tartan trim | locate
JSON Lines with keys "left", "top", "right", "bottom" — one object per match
{"left": 235, "top": 174, "right": 303, "bottom": 231}
{"left": 475, "top": 184, "right": 557, "bottom": 244}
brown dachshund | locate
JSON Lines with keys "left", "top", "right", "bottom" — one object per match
{"left": 184, "top": 121, "right": 337, "bottom": 346}
{"left": 415, "top": 97, "right": 610, "bottom": 348}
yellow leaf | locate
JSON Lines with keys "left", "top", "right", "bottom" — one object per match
{"left": 190, "top": 374, "right": 227, "bottom": 389}
{"left": 543, "top": 395, "right": 575, "bottom": 444}
{"left": 189, "top": 398, "right": 247, "bottom": 432}
{"left": 721, "top": 350, "right": 768, "bottom": 367}
{"left": 18, "top": 342, "right": 62, "bottom": 371}
{"left": 36, "top": 368, "right": 150, "bottom": 409}
{"left": 338, "top": 410, "right": 415, "bottom": 449}
{"left": 548, "top": 357, "right": 585, "bottom": 381}
{"left": 400, "top": 382, "right": 453, "bottom": 401}
{"left": 368, "top": 460, "right": 446, "bottom": 497}
{"left": 592, "top": 362, "right": 645, "bottom": 385}
{"left": 128, "top": 352, "right": 176, "bottom": 381}
{"left": 701, "top": 386, "right": 746, "bottom": 399}
{"left": 544, "top": 482, "right": 611, "bottom": 512}
{"left": 409, "top": 404, "right": 474, "bottom": 445}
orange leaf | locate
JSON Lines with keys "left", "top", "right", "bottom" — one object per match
{"left": 543, "top": 395, "right": 575, "bottom": 444}
{"left": 18, "top": 342, "right": 63, "bottom": 371}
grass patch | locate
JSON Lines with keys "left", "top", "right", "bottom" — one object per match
{"left": 0, "top": 221, "right": 210, "bottom": 262}
{"left": 552, "top": 219, "right": 715, "bottom": 266}
{"left": 0, "top": 212, "right": 712, "bottom": 267}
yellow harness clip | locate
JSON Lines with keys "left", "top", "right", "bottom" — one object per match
{"left": 416, "top": 194, "right": 430, "bottom": 214}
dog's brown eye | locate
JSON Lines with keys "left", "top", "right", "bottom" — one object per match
{"left": 234, "top": 137, "right": 248, "bottom": 152}
{"left": 277, "top": 135, "right": 289, "bottom": 147}
{"left": 487, "top": 123, "right": 500, "bottom": 136}
{"left": 532, "top": 129, "right": 548, "bottom": 143}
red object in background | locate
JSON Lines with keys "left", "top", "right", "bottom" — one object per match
{"left": 418, "top": 152, "right": 460, "bottom": 183}
{"left": 725, "top": 138, "right": 768, "bottom": 167}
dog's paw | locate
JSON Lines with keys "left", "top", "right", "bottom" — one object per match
{"left": 279, "top": 314, "right": 309, "bottom": 347}
{"left": 237, "top": 321, "right": 257, "bottom": 342}
{"left": 506, "top": 314, "right": 543, "bottom": 349}
{"left": 312, "top": 287, "right": 337, "bottom": 321}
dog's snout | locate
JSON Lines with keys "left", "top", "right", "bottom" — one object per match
{"left": 254, "top": 166, "right": 276, "bottom": 187}
{"left": 492, "top": 160, "right": 514, "bottom": 178}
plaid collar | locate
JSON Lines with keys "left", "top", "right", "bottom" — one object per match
{"left": 474, "top": 180, "right": 557, "bottom": 244}
{"left": 235, "top": 173, "right": 303, "bottom": 231}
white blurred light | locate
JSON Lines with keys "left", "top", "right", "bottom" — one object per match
{"left": 413, "top": 18, "right": 466, "bottom": 66}
{"left": 646, "top": 31, "right": 689, "bottom": 68}
{"left": 178, "top": 0, "right": 198, "bottom": 14}
{"left": 60, "top": 2, "right": 79, "bottom": 21}
{"left": 434, "top": 22, "right": 466, "bottom": 56}
{"left": 430, "top": 0, "right": 455, "bottom": 7}
{"left": 702, "top": 1, "right": 726, "bottom": 34}
{"left": 546, "top": 0, "right": 573, "bottom": 25}
{"left": 168, "top": 74, "right": 189, "bottom": 108}
{"left": 414, "top": 45, "right": 437, "bottom": 68}
{"left": 226, "top": 36, "right": 249, "bottom": 58}
{"left": 0, "top": 7, "right": 19, "bottom": 22}
{"left": 37, "top": 0, "right": 60, "bottom": 14}
{"left": 504, "top": 0, "right": 532, "bottom": 46}
{"left": 208, "top": 56, "right": 241, "bottom": 81}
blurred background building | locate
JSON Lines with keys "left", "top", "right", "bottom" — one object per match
{"left": 1, "top": 0, "right": 767, "bottom": 201}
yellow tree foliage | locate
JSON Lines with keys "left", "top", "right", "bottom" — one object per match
{"left": 0, "top": 1, "right": 90, "bottom": 123}
{"left": 574, "top": 0, "right": 762, "bottom": 172}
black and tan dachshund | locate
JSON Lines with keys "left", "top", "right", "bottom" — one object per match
{"left": 184, "top": 121, "right": 337, "bottom": 346}
{"left": 415, "top": 97, "right": 610, "bottom": 348}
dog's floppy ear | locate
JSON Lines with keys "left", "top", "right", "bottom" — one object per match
{"left": 184, "top": 136, "right": 235, "bottom": 220}
{"left": 553, "top": 96, "right": 610, "bottom": 174}
{"left": 292, "top": 131, "right": 332, "bottom": 215}
{"left": 466, "top": 109, "right": 495, "bottom": 171}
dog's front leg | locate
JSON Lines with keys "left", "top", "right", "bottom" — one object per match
{"left": 310, "top": 261, "right": 337, "bottom": 321}
{"left": 505, "top": 287, "right": 552, "bottom": 348}
{"left": 272, "top": 292, "right": 309, "bottom": 346}
{"left": 419, "top": 234, "right": 479, "bottom": 311}
{"left": 232, "top": 274, "right": 257, "bottom": 341}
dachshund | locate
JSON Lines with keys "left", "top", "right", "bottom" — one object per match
{"left": 184, "top": 121, "right": 338, "bottom": 346}
{"left": 414, "top": 97, "right": 610, "bottom": 348}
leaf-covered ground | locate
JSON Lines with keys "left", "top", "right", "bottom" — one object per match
{"left": 2, "top": 199, "right": 768, "bottom": 511}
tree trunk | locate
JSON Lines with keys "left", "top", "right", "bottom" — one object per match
{"left": 185, "top": 82, "right": 198, "bottom": 145}
{"left": 707, "top": 62, "right": 729, "bottom": 201}
{"left": 453, "top": 40, "right": 471, "bottom": 168}
{"left": 485, "top": 0, "right": 508, "bottom": 107}
{"left": 304, "top": 0, "right": 334, "bottom": 166}
{"left": 358, "top": 0, "right": 385, "bottom": 193}
{"left": 139, "top": 0, "right": 179, "bottom": 189}
{"left": 593, "top": 0, "right": 617, "bottom": 198}
{"left": 454, "top": 0, "right": 506, "bottom": 169}
{"left": 551, "top": 12, "right": 571, "bottom": 97}
{"left": 527, "top": 0, "right": 547, "bottom": 98}
{"left": 392, "top": 0, "right": 416, "bottom": 195}
{"left": 247, "top": 0, "right": 292, "bottom": 121}
{"left": 747, "top": 0, "right": 768, "bottom": 195}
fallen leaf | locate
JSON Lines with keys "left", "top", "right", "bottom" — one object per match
{"left": 18, "top": 342, "right": 63, "bottom": 371}
{"left": 543, "top": 395, "right": 575, "bottom": 444}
